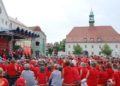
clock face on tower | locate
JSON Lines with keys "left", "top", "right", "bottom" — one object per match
{"left": 0, "top": 7, "right": 2, "bottom": 14}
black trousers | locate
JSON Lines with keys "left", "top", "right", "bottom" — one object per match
{"left": 8, "top": 75, "right": 18, "bottom": 86}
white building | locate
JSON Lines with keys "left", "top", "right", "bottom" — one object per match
{"left": 65, "top": 11, "right": 120, "bottom": 57}
{"left": 0, "top": 0, "right": 10, "bottom": 28}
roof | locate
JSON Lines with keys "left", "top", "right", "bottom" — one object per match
{"left": 29, "top": 26, "right": 41, "bottom": 32}
{"left": 9, "top": 17, "right": 26, "bottom": 27}
{"left": 0, "top": 27, "right": 39, "bottom": 39}
{"left": 29, "top": 26, "right": 46, "bottom": 36}
{"left": 66, "top": 26, "right": 120, "bottom": 43}
{"left": 1, "top": 0, "right": 9, "bottom": 20}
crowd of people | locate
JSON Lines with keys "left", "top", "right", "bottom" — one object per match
{"left": 0, "top": 55, "right": 120, "bottom": 86}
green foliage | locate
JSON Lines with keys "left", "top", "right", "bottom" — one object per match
{"left": 73, "top": 44, "right": 83, "bottom": 55}
{"left": 54, "top": 39, "right": 65, "bottom": 51}
{"left": 59, "top": 39, "right": 65, "bottom": 51}
{"left": 13, "top": 45, "right": 23, "bottom": 51}
{"left": 48, "top": 48, "right": 53, "bottom": 55}
{"left": 101, "top": 44, "right": 112, "bottom": 56}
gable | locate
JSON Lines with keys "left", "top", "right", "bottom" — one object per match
{"left": 0, "top": 0, "right": 10, "bottom": 28}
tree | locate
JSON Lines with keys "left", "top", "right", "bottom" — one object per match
{"left": 59, "top": 39, "right": 65, "bottom": 51}
{"left": 73, "top": 44, "right": 83, "bottom": 55}
{"left": 48, "top": 48, "right": 53, "bottom": 55}
{"left": 54, "top": 39, "right": 66, "bottom": 52}
{"left": 101, "top": 44, "right": 112, "bottom": 56}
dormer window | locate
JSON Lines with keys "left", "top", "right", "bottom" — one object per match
{"left": 90, "top": 38, "right": 94, "bottom": 42}
{"left": 97, "top": 38, "right": 101, "bottom": 42}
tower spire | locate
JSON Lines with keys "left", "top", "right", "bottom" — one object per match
{"left": 89, "top": 10, "right": 95, "bottom": 26}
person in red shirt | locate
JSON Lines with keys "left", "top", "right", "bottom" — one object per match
{"left": 86, "top": 61, "right": 99, "bottom": 86}
{"left": 111, "top": 64, "right": 120, "bottom": 86}
{"left": 37, "top": 66, "right": 47, "bottom": 86}
{"left": 58, "top": 58, "right": 64, "bottom": 66}
{"left": 98, "top": 65, "right": 108, "bottom": 86}
{"left": 7, "top": 59, "right": 17, "bottom": 86}
{"left": 46, "top": 65, "right": 52, "bottom": 81}
{"left": 106, "top": 63, "right": 113, "bottom": 80}
{"left": 70, "top": 63, "right": 81, "bottom": 86}
{"left": 16, "top": 60, "right": 23, "bottom": 75}
{"left": 0, "top": 68, "right": 9, "bottom": 86}
{"left": 16, "top": 77, "right": 26, "bottom": 86}
{"left": 62, "top": 60, "right": 74, "bottom": 86}
{"left": 80, "top": 62, "right": 89, "bottom": 80}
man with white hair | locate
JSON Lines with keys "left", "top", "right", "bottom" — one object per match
{"left": 49, "top": 64, "right": 62, "bottom": 86}
{"left": 21, "top": 64, "right": 36, "bottom": 86}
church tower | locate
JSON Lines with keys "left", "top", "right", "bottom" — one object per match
{"left": 89, "top": 10, "right": 95, "bottom": 26}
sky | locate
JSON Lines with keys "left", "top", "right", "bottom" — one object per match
{"left": 2, "top": 0, "right": 120, "bottom": 43}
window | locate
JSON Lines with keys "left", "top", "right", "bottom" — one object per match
{"left": 116, "top": 45, "right": 118, "bottom": 48}
{"left": 68, "top": 45, "right": 71, "bottom": 48}
{"left": 90, "top": 38, "right": 94, "bottom": 42}
{"left": 99, "top": 52, "right": 101, "bottom": 55}
{"left": 10, "top": 23, "right": 12, "bottom": 28}
{"left": 35, "top": 50, "right": 40, "bottom": 56}
{"left": 36, "top": 41, "right": 40, "bottom": 46}
{"left": 85, "top": 45, "right": 87, "bottom": 48}
{"left": 5, "top": 21, "right": 8, "bottom": 25}
{"left": 91, "top": 45, "right": 94, "bottom": 48}
{"left": 99, "top": 45, "right": 101, "bottom": 49}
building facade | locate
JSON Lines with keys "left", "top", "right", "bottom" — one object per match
{"left": 0, "top": 0, "right": 39, "bottom": 57}
{"left": 65, "top": 11, "right": 120, "bottom": 57}
{"left": 30, "top": 26, "right": 46, "bottom": 57}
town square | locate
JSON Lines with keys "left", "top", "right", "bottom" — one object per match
{"left": 0, "top": 0, "right": 120, "bottom": 86}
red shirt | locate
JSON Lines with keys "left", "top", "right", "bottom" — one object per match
{"left": 106, "top": 68, "right": 113, "bottom": 79}
{"left": 63, "top": 66, "right": 74, "bottom": 84}
{"left": 72, "top": 67, "right": 81, "bottom": 82}
{"left": 0, "top": 77, "right": 9, "bottom": 86}
{"left": 46, "top": 70, "right": 52, "bottom": 81}
{"left": 34, "top": 66, "right": 39, "bottom": 78}
{"left": 98, "top": 70, "right": 108, "bottom": 85}
{"left": 7, "top": 63, "right": 17, "bottom": 77}
{"left": 112, "top": 71, "right": 120, "bottom": 86}
{"left": 87, "top": 68, "right": 99, "bottom": 86}
{"left": 58, "top": 59, "right": 64, "bottom": 66}
{"left": 37, "top": 71, "right": 47, "bottom": 84}
{"left": 16, "top": 63, "right": 23, "bottom": 74}
{"left": 16, "top": 77, "right": 26, "bottom": 86}
{"left": 80, "top": 67, "right": 88, "bottom": 80}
